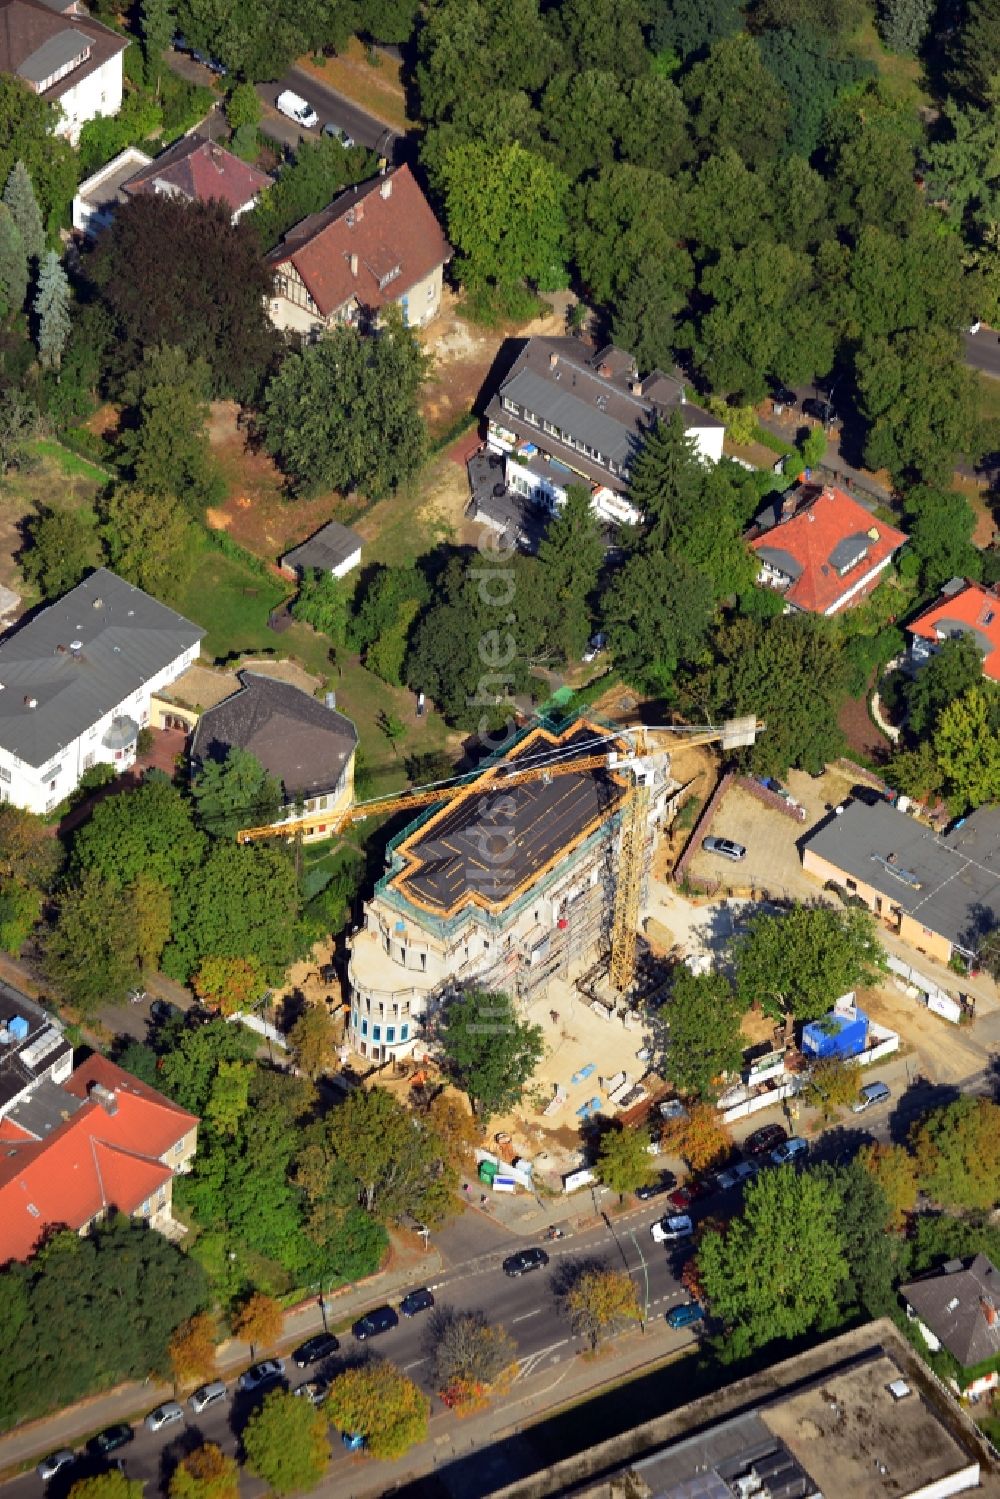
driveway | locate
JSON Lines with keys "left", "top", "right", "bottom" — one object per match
{"left": 257, "top": 66, "right": 402, "bottom": 158}
{"left": 964, "top": 325, "right": 1000, "bottom": 379}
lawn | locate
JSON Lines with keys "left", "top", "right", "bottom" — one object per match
{"left": 171, "top": 536, "right": 289, "bottom": 663}
{"left": 852, "top": 17, "right": 931, "bottom": 110}
{"left": 0, "top": 442, "right": 108, "bottom": 598}
{"left": 296, "top": 40, "right": 412, "bottom": 133}
{"left": 30, "top": 439, "right": 111, "bottom": 484}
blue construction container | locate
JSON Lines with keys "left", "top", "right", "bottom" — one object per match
{"left": 802, "top": 1009, "right": 868, "bottom": 1060}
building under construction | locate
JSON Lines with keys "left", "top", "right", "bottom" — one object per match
{"left": 345, "top": 717, "right": 682, "bottom": 1063}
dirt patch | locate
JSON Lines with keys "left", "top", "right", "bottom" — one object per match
{"left": 418, "top": 289, "right": 565, "bottom": 440}
{"left": 296, "top": 41, "right": 410, "bottom": 133}
{"left": 205, "top": 401, "right": 350, "bottom": 563}
{"left": 837, "top": 687, "right": 891, "bottom": 765}
{"left": 952, "top": 472, "right": 997, "bottom": 547}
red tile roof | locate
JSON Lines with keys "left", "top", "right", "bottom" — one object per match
{"left": 750, "top": 484, "right": 907, "bottom": 614}
{"left": 0, "top": 1056, "right": 196, "bottom": 1264}
{"left": 266, "top": 164, "right": 451, "bottom": 319}
{"left": 122, "top": 135, "right": 271, "bottom": 217}
{"left": 908, "top": 582, "right": 1000, "bottom": 681}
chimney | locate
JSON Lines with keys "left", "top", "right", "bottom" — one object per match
{"left": 781, "top": 491, "right": 798, "bottom": 518}
{"left": 598, "top": 363, "right": 611, "bottom": 378}
{"left": 88, "top": 1081, "right": 118, "bottom": 1115}
{"left": 981, "top": 1297, "right": 998, "bottom": 1327}
{"left": 350, "top": 253, "right": 358, "bottom": 277}
{"left": 355, "top": 199, "right": 364, "bottom": 223}
{"left": 23, "top": 696, "right": 36, "bottom": 710}
{"left": 549, "top": 352, "right": 559, "bottom": 369}
{"left": 380, "top": 177, "right": 391, "bottom": 200}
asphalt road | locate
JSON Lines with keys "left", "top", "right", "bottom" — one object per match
{"left": 256, "top": 66, "right": 402, "bottom": 160}
{"left": 11, "top": 1203, "right": 695, "bottom": 1499}
{"left": 964, "top": 326, "right": 1000, "bottom": 379}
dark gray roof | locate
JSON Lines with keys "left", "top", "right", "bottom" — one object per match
{"left": 282, "top": 521, "right": 362, "bottom": 575}
{"left": 0, "top": 569, "right": 203, "bottom": 768}
{"left": 828, "top": 530, "right": 873, "bottom": 572}
{"left": 804, "top": 800, "right": 1000, "bottom": 955}
{"left": 631, "top": 1410, "right": 813, "bottom": 1499}
{"left": 502, "top": 366, "right": 639, "bottom": 470}
{"left": 6, "top": 1075, "right": 81, "bottom": 1139}
{"left": 755, "top": 545, "right": 803, "bottom": 580}
{"left": 902, "top": 1255, "right": 1000, "bottom": 1369}
{"left": 17, "top": 25, "right": 89, "bottom": 82}
{"left": 0, "top": 984, "right": 69, "bottom": 1114}
{"left": 191, "top": 671, "right": 358, "bottom": 801}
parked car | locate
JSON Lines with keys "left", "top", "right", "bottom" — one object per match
{"left": 802, "top": 396, "right": 840, "bottom": 425}
{"left": 352, "top": 1305, "right": 399, "bottom": 1340}
{"left": 651, "top": 1214, "right": 694, "bottom": 1244}
{"left": 713, "top": 1166, "right": 740, "bottom": 1192}
{"left": 852, "top": 1080, "right": 891, "bottom": 1113}
{"left": 667, "top": 1186, "right": 693, "bottom": 1212}
{"left": 744, "top": 1123, "right": 788, "bottom": 1157}
{"left": 968, "top": 319, "right": 982, "bottom": 334}
{"left": 770, "top": 1137, "right": 809, "bottom": 1167}
{"left": 702, "top": 836, "right": 746, "bottom": 862}
{"left": 238, "top": 1359, "right": 285, "bottom": 1393}
{"left": 322, "top": 123, "right": 354, "bottom": 147}
{"left": 636, "top": 1172, "right": 676, "bottom": 1201}
{"left": 145, "top": 1402, "right": 184, "bottom": 1434}
{"left": 276, "top": 89, "right": 319, "bottom": 129}
{"left": 502, "top": 1247, "right": 550, "bottom": 1277}
{"left": 189, "top": 1381, "right": 228, "bottom": 1415}
{"left": 731, "top": 1161, "right": 759, "bottom": 1186}
{"left": 582, "top": 632, "right": 607, "bottom": 663}
{"left": 341, "top": 1431, "right": 367, "bottom": 1451}
{"left": 292, "top": 1333, "right": 340, "bottom": 1368}
{"left": 149, "top": 999, "right": 182, "bottom": 1026}
{"left": 87, "top": 1425, "right": 134, "bottom": 1458}
{"left": 294, "top": 1379, "right": 328, "bottom": 1405}
{"left": 399, "top": 1288, "right": 435, "bottom": 1317}
{"left": 665, "top": 1301, "right": 705, "bottom": 1330}
{"left": 659, "top": 1098, "right": 688, "bottom": 1122}
{"left": 37, "top": 1451, "right": 76, "bottom": 1483}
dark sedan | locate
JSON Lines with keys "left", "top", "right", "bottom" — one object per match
{"left": 744, "top": 1123, "right": 788, "bottom": 1157}
{"left": 502, "top": 1247, "right": 549, "bottom": 1277}
{"left": 400, "top": 1288, "right": 435, "bottom": 1317}
{"left": 292, "top": 1333, "right": 340, "bottom": 1368}
{"left": 352, "top": 1305, "right": 399, "bottom": 1340}
{"left": 636, "top": 1172, "right": 676, "bottom": 1201}
{"left": 87, "top": 1425, "right": 134, "bottom": 1458}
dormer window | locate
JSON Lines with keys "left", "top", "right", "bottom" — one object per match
{"left": 378, "top": 265, "right": 401, "bottom": 290}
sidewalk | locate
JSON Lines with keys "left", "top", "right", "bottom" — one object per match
{"left": 0, "top": 1245, "right": 443, "bottom": 1474}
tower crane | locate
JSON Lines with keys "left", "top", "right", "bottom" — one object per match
{"left": 236, "top": 715, "right": 763, "bottom": 994}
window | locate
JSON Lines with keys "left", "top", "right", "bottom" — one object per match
{"left": 386, "top": 1026, "right": 396, "bottom": 1043}
{"left": 83, "top": 753, "right": 94, "bottom": 771}
{"left": 173, "top": 1140, "right": 184, "bottom": 1157}
{"left": 846, "top": 879, "right": 857, "bottom": 893}
{"left": 351, "top": 1010, "right": 358, "bottom": 1030}
{"left": 400, "top": 1023, "right": 409, "bottom": 1042}
{"left": 372, "top": 1024, "right": 381, "bottom": 1041}
{"left": 361, "top": 1017, "right": 368, "bottom": 1037}
{"left": 0, "top": 767, "right": 9, "bottom": 783}
{"left": 41, "top": 764, "right": 61, "bottom": 782}
{"left": 420, "top": 952, "right": 427, "bottom": 971}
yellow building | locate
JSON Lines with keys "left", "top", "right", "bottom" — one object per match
{"left": 802, "top": 799, "right": 999, "bottom": 967}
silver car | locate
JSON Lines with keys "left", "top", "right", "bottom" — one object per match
{"left": 189, "top": 1380, "right": 228, "bottom": 1414}
{"left": 37, "top": 1450, "right": 75, "bottom": 1483}
{"left": 145, "top": 1401, "right": 184, "bottom": 1433}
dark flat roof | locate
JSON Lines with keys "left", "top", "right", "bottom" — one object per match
{"left": 388, "top": 721, "right": 628, "bottom": 917}
{"left": 282, "top": 520, "right": 363, "bottom": 575}
{"left": 804, "top": 800, "right": 1000, "bottom": 953}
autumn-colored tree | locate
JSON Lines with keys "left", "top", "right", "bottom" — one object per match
{"left": 69, "top": 1474, "right": 143, "bottom": 1499}
{"left": 857, "top": 1142, "right": 919, "bottom": 1231}
{"left": 431, "top": 1311, "right": 517, "bottom": 1413}
{"left": 911, "top": 1097, "right": 1000, "bottom": 1211}
{"left": 233, "top": 1292, "right": 283, "bottom": 1357}
{"left": 288, "top": 1003, "right": 336, "bottom": 1079}
{"left": 0, "top": 802, "right": 62, "bottom": 887}
{"left": 802, "top": 1055, "right": 859, "bottom": 1120}
{"left": 426, "top": 1091, "right": 480, "bottom": 1166}
{"left": 660, "top": 1103, "right": 732, "bottom": 1173}
{"left": 132, "top": 872, "right": 171, "bottom": 973}
{"left": 564, "top": 1267, "right": 642, "bottom": 1349}
{"left": 168, "top": 1311, "right": 218, "bottom": 1389}
{"left": 680, "top": 1255, "right": 706, "bottom": 1305}
{"left": 193, "top": 955, "right": 263, "bottom": 1017}
{"left": 169, "top": 1444, "right": 238, "bottom": 1499}
{"left": 326, "top": 1362, "right": 430, "bottom": 1459}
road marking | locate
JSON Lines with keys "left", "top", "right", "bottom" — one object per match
{"left": 512, "top": 1310, "right": 542, "bottom": 1323}
{"left": 403, "top": 1358, "right": 427, "bottom": 1371}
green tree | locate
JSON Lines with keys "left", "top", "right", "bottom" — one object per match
{"left": 320, "top": 1085, "right": 457, "bottom": 1224}
{"left": 32, "top": 248, "right": 70, "bottom": 368}
{"left": 0, "top": 801, "right": 62, "bottom": 888}
{"left": 649, "top": 0, "right": 743, "bottom": 63}
{"left": 440, "top": 140, "right": 568, "bottom": 307}
{"left": 242, "top": 1389, "right": 330, "bottom": 1496}
{"left": 0, "top": 201, "right": 25, "bottom": 318}
{"left": 698, "top": 1165, "right": 849, "bottom": 1359}
{"left": 250, "top": 135, "right": 374, "bottom": 250}
{"left": 325, "top": 1363, "right": 429, "bottom": 1460}
{"left": 440, "top": 988, "right": 544, "bottom": 1122}
{"left": 164, "top": 842, "right": 302, "bottom": 983}
{"left": 665, "top": 969, "right": 744, "bottom": 1101}
{"left": 564, "top": 1266, "right": 642, "bottom": 1349}
{"left": 169, "top": 1444, "right": 239, "bottom": 1499}
{"left": 98, "top": 485, "right": 196, "bottom": 600}
{"left": 682, "top": 33, "right": 790, "bottom": 167}
{"left": 2, "top": 159, "right": 43, "bottom": 262}
{"left": 288, "top": 1004, "right": 336, "bottom": 1079}
{"left": 899, "top": 485, "right": 982, "bottom": 592}
{"left": 812, "top": 1159, "right": 904, "bottom": 1319}
{"left": 602, "top": 548, "right": 715, "bottom": 695}
{"left": 44, "top": 872, "right": 144, "bottom": 1011}
{"left": 69, "top": 1473, "right": 144, "bottom": 1499}
{"left": 140, "top": 0, "right": 174, "bottom": 89}
{"left": 191, "top": 747, "right": 283, "bottom": 840}
{"left": 573, "top": 166, "right": 692, "bottom": 317}
{"left": 291, "top": 569, "right": 348, "bottom": 646}
{"left": 857, "top": 329, "right": 981, "bottom": 485}
{"left": 932, "top": 684, "right": 1000, "bottom": 812}
{"left": 596, "top": 1124, "right": 659, "bottom": 1201}
{"left": 0, "top": 882, "right": 40, "bottom": 953}
{"left": 116, "top": 344, "right": 222, "bottom": 514}
{"left": 734, "top": 905, "right": 886, "bottom": 1029}
{"left": 802, "top": 1055, "right": 860, "bottom": 1120}
{"left": 0, "top": 97, "right": 75, "bottom": 244}
{"left": 20, "top": 504, "right": 99, "bottom": 599}
{"left": 0, "top": 394, "right": 37, "bottom": 476}
{"left": 949, "top": 0, "right": 1000, "bottom": 104}
{"left": 225, "top": 82, "right": 261, "bottom": 130}
{"left": 904, "top": 635, "right": 985, "bottom": 738}
{"left": 71, "top": 777, "right": 205, "bottom": 892}
{"left": 262, "top": 316, "right": 426, "bottom": 497}
{"left": 155, "top": 1018, "right": 258, "bottom": 1115}
{"left": 534, "top": 484, "right": 602, "bottom": 661}
{"left": 912, "top": 1097, "right": 1000, "bottom": 1211}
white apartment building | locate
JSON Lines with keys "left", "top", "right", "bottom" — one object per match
{"left": 0, "top": 568, "right": 203, "bottom": 814}
{"left": 0, "top": 0, "right": 126, "bottom": 146}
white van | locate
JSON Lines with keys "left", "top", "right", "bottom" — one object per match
{"left": 276, "top": 90, "right": 319, "bottom": 130}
